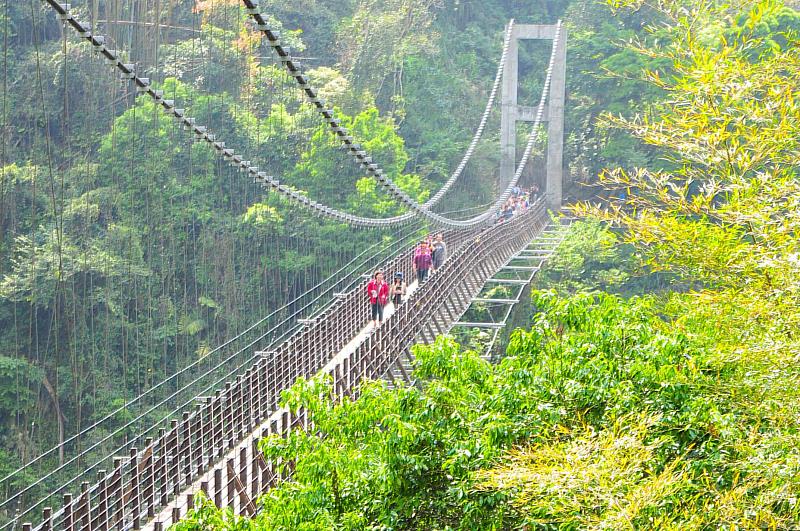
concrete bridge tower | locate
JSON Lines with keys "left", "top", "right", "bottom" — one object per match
{"left": 500, "top": 23, "right": 567, "bottom": 208}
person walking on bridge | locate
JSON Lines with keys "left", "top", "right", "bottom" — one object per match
{"left": 391, "top": 272, "right": 407, "bottom": 308}
{"left": 367, "top": 270, "right": 389, "bottom": 329}
{"left": 412, "top": 241, "right": 432, "bottom": 283}
{"left": 431, "top": 233, "right": 446, "bottom": 273}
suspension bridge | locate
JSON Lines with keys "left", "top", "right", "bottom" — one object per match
{"left": 0, "top": 2, "right": 568, "bottom": 529}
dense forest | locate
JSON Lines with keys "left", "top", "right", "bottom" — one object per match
{"left": 0, "top": 0, "right": 598, "bottom": 489}
{"left": 3, "top": 0, "right": 800, "bottom": 528}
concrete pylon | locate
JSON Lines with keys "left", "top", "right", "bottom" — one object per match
{"left": 500, "top": 23, "right": 567, "bottom": 209}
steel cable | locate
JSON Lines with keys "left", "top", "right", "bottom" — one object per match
{"left": 43, "top": 2, "right": 561, "bottom": 229}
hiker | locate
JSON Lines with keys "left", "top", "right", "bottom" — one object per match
{"left": 366, "top": 270, "right": 389, "bottom": 328}
{"left": 391, "top": 272, "right": 407, "bottom": 307}
{"left": 412, "top": 240, "right": 432, "bottom": 283}
{"left": 431, "top": 233, "right": 446, "bottom": 272}
{"left": 502, "top": 199, "right": 515, "bottom": 221}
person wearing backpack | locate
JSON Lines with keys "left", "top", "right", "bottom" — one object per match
{"left": 391, "top": 272, "right": 407, "bottom": 307}
{"left": 366, "top": 270, "right": 389, "bottom": 329}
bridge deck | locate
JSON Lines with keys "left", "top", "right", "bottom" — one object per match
{"left": 145, "top": 279, "right": 424, "bottom": 528}
{"left": 32, "top": 207, "right": 552, "bottom": 531}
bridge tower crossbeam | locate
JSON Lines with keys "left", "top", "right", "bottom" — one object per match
{"left": 500, "top": 24, "right": 567, "bottom": 208}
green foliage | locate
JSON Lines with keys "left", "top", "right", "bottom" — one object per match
{"left": 475, "top": 414, "right": 685, "bottom": 529}
{"left": 172, "top": 492, "right": 256, "bottom": 531}
{"left": 537, "top": 220, "right": 628, "bottom": 292}
{"left": 532, "top": 219, "right": 682, "bottom": 298}
{"left": 0, "top": 356, "right": 41, "bottom": 418}
{"left": 578, "top": 0, "right": 800, "bottom": 337}
{"left": 176, "top": 6, "right": 800, "bottom": 513}
{"left": 9, "top": 0, "right": 800, "bottom": 526}
{"left": 176, "top": 283, "right": 800, "bottom": 528}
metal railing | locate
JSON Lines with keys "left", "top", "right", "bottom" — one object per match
{"left": 19, "top": 204, "right": 549, "bottom": 531}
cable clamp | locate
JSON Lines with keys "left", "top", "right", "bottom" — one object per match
{"left": 58, "top": 4, "right": 73, "bottom": 21}
{"left": 120, "top": 64, "right": 136, "bottom": 80}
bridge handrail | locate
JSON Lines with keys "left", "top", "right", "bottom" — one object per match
{"left": 142, "top": 203, "right": 553, "bottom": 530}
{"left": 0, "top": 221, "right": 430, "bottom": 526}
{"left": 21, "top": 204, "right": 547, "bottom": 531}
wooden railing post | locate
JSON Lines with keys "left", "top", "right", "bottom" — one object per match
{"left": 214, "top": 468, "right": 222, "bottom": 508}
{"left": 79, "top": 481, "right": 90, "bottom": 530}
{"left": 226, "top": 458, "right": 236, "bottom": 508}
{"left": 180, "top": 411, "right": 191, "bottom": 485}
{"left": 111, "top": 456, "right": 123, "bottom": 530}
{"left": 158, "top": 427, "right": 169, "bottom": 506}
{"left": 95, "top": 469, "right": 108, "bottom": 531}
{"left": 129, "top": 448, "right": 140, "bottom": 530}
{"left": 144, "top": 437, "right": 155, "bottom": 519}
{"left": 63, "top": 493, "right": 74, "bottom": 531}
{"left": 198, "top": 400, "right": 209, "bottom": 472}
{"left": 41, "top": 507, "right": 52, "bottom": 531}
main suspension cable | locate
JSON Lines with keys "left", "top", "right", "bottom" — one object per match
{"left": 43, "top": 2, "right": 560, "bottom": 229}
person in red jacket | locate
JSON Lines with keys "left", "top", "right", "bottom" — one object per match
{"left": 366, "top": 270, "right": 390, "bottom": 328}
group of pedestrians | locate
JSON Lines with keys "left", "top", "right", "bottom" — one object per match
{"left": 365, "top": 233, "right": 447, "bottom": 329}
{"left": 412, "top": 233, "right": 446, "bottom": 283}
{"left": 496, "top": 186, "right": 537, "bottom": 223}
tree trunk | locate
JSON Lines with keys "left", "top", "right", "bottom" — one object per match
{"left": 42, "top": 373, "right": 66, "bottom": 465}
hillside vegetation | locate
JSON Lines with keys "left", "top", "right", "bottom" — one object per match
{"left": 175, "top": 0, "right": 800, "bottom": 528}
{"left": 2, "top": 0, "right": 799, "bottom": 528}
{"left": 0, "top": 0, "right": 668, "bottom": 492}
